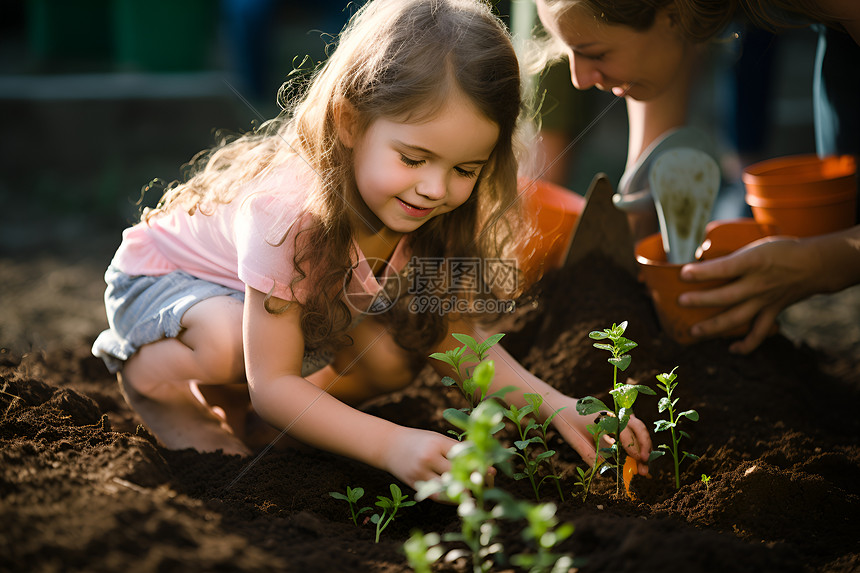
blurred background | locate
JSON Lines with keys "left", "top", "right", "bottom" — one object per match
{"left": 0, "top": 0, "right": 821, "bottom": 253}
{"left": 0, "top": 0, "right": 848, "bottom": 357}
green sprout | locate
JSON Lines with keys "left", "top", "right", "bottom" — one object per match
{"left": 370, "top": 483, "right": 416, "bottom": 543}
{"left": 571, "top": 413, "right": 608, "bottom": 502}
{"left": 701, "top": 474, "right": 711, "bottom": 491}
{"left": 650, "top": 367, "right": 700, "bottom": 489}
{"left": 505, "top": 393, "right": 565, "bottom": 501}
{"left": 431, "top": 333, "right": 516, "bottom": 439}
{"left": 414, "top": 400, "right": 575, "bottom": 573}
{"left": 576, "top": 321, "right": 655, "bottom": 497}
{"left": 329, "top": 485, "right": 371, "bottom": 526}
{"left": 404, "top": 531, "right": 444, "bottom": 573}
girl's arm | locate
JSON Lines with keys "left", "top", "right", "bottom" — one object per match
{"left": 430, "top": 318, "right": 653, "bottom": 476}
{"left": 243, "top": 286, "right": 456, "bottom": 488}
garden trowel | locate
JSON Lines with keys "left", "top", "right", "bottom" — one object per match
{"left": 562, "top": 173, "right": 637, "bottom": 276}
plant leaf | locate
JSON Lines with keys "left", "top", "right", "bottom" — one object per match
{"left": 515, "top": 437, "right": 541, "bottom": 450}
{"left": 576, "top": 396, "right": 610, "bottom": 415}
{"left": 441, "top": 376, "right": 458, "bottom": 387}
{"left": 654, "top": 420, "right": 675, "bottom": 431}
{"left": 597, "top": 416, "right": 618, "bottom": 435}
{"left": 487, "top": 385, "right": 518, "bottom": 402}
{"left": 609, "top": 354, "right": 632, "bottom": 371}
{"left": 680, "top": 410, "right": 699, "bottom": 421}
{"left": 658, "top": 397, "right": 671, "bottom": 412}
{"left": 443, "top": 407, "right": 470, "bottom": 430}
{"left": 451, "top": 332, "right": 477, "bottom": 350}
{"left": 648, "top": 450, "right": 665, "bottom": 461}
{"left": 610, "top": 385, "right": 639, "bottom": 409}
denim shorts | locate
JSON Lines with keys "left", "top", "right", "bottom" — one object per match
{"left": 91, "top": 265, "right": 333, "bottom": 377}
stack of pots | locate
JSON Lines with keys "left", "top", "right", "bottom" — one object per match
{"left": 742, "top": 154, "right": 857, "bottom": 237}
{"left": 634, "top": 153, "right": 857, "bottom": 345}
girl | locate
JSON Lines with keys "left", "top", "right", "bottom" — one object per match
{"left": 92, "top": 0, "right": 653, "bottom": 490}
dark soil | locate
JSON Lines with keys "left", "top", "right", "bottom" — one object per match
{"left": 2, "top": 249, "right": 859, "bottom": 573}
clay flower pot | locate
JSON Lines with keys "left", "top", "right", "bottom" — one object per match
{"left": 635, "top": 219, "right": 775, "bottom": 344}
{"left": 743, "top": 154, "right": 857, "bottom": 237}
{"left": 519, "top": 179, "right": 584, "bottom": 283}
{"left": 696, "top": 218, "right": 778, "bottom": 260}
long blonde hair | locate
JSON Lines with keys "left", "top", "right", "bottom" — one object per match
{"left": 144, "top": 0, "right": 527, "bottom": 354}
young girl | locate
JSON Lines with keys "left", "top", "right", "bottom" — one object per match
{"left": 93, "top": 0, "right": 652, "bottom": 490}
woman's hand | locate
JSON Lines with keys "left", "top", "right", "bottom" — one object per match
{"left": 381, "top": 426, "right": 458, "bottom": 491}
{"left": 678, "top": 237, "right": 820, "bottom": 354}
{"left": 552, "top": 397, "right": 653, "bottom": 476}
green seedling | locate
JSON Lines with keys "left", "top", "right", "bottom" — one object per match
{"left": 701, "top": 474, "right": 711, "bottom": 491}
{"left": 571, "top": 414, "right": 609, "bottom": 502}
{"left": 415, "top": 399, "right": 575, "bottom": 573}
{"left": 329, "top": 485, "right": 371, "bottom": 526}
{"left": 431, "top": 333, "right": 516, "bottom": 439}
{"left": 650, "top": 367, "right": 699, "bottom": 489}
{"left": 510, "top": 502, "right": 576, "bottom": 573}
{"left": 404, "top": 531, "right": 444, "bottom": 573}
{"left": 370, "top": 483, "right": 416, "bottom": 543}
{"left": 505, "top": 393, "right": 565, "bottom": 501}
{"left": 576, "top": 321, "right": 655, "bottom": 497}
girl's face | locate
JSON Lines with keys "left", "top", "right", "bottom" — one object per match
{"left": 343, "top": 91, "right": 500, "bottom": 237}
{"left": 536, "top": 1, "right": 689, "bottom": 101}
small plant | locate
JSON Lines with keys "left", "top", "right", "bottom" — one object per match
{"left": 414, "top": 399, "right": 575, "bottom": 573}
{"left": 701, "top": 474, "right": 711, "bottom": 491}
{"left": 571, "top": 412, "right": 610, "bottom": 502}
{"left": 651, "top": 367, "right": 699, "bottom": 489}
{"left": 431, "top": 333, "right": 516, "bottom": 411}
{"left": 329, "top": 485, "right": 371, "bottom": 526}
{"left": 404, "top": 531, "right": 444, "bottom": 573}
{"left": 505, "top": 393, "right": 566, "bottom": 501}
{"left": 431, "top": 333, "right": 516, "bottom": 439}
{"left": 370, "top": 483, "right": 416, "bottom": 543}
{"left": 330, "top": 484, "right": 415, "bottom": 543}
{"left": 510, "top": 502, "right": 576, "bottom": 573}
{"left": 576, "top": 321, "right": 655, "bottom": 497}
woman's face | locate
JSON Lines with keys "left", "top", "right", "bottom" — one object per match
{"left": 536, "top": 0, "right": 690, "bottom": 101}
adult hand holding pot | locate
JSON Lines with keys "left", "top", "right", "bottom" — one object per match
{"left": 678, "top": 225, "right": 860, "bottom": 354}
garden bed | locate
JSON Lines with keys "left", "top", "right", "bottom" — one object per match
{"left": 2, "top": 251, "right": 859, "bottom": 572}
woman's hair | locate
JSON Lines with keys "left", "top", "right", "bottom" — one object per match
{"left": 143, "top": 0, "right": 527, "bottom": 355}
{"left": 738, "top": 0, "right": 842, "bottom": 31}
{"left": 538, "top": 0, "right": 738, "bottom": 43}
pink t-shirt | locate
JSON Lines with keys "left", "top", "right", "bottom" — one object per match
{"left": 111, "top": 160, "right": 408, "bottom": 307}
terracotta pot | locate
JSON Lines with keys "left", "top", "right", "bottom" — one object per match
{"left": 519, "top": 179, "right": 585, "bottom": 283}
{"left": 696, "top": 218, "right": 778, "bottom": 260}
{"left": 743, "top": 154, "right": 857, "bottom": 237}
{"left": 636, "top": 231, "right": 760, "bottom": 344}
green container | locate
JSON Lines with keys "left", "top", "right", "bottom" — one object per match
{"left": 113, "top": 0, "right": 217, "bottom": 72}
{"left": 27, "top": 0, "right": 112, "bottom": 62}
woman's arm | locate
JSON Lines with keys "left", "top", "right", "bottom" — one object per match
{"left": 679, "top": 225, "right": 860, "bottom": 353}
{"left": 243, "top": 286, "right": 455, "bottom": 488}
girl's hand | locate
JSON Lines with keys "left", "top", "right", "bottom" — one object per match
{"left": 552, "top": 397, "right": 653, "bottom": 476}
{"left": 381, "top": 426, "right": 458, "bottom": 491}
